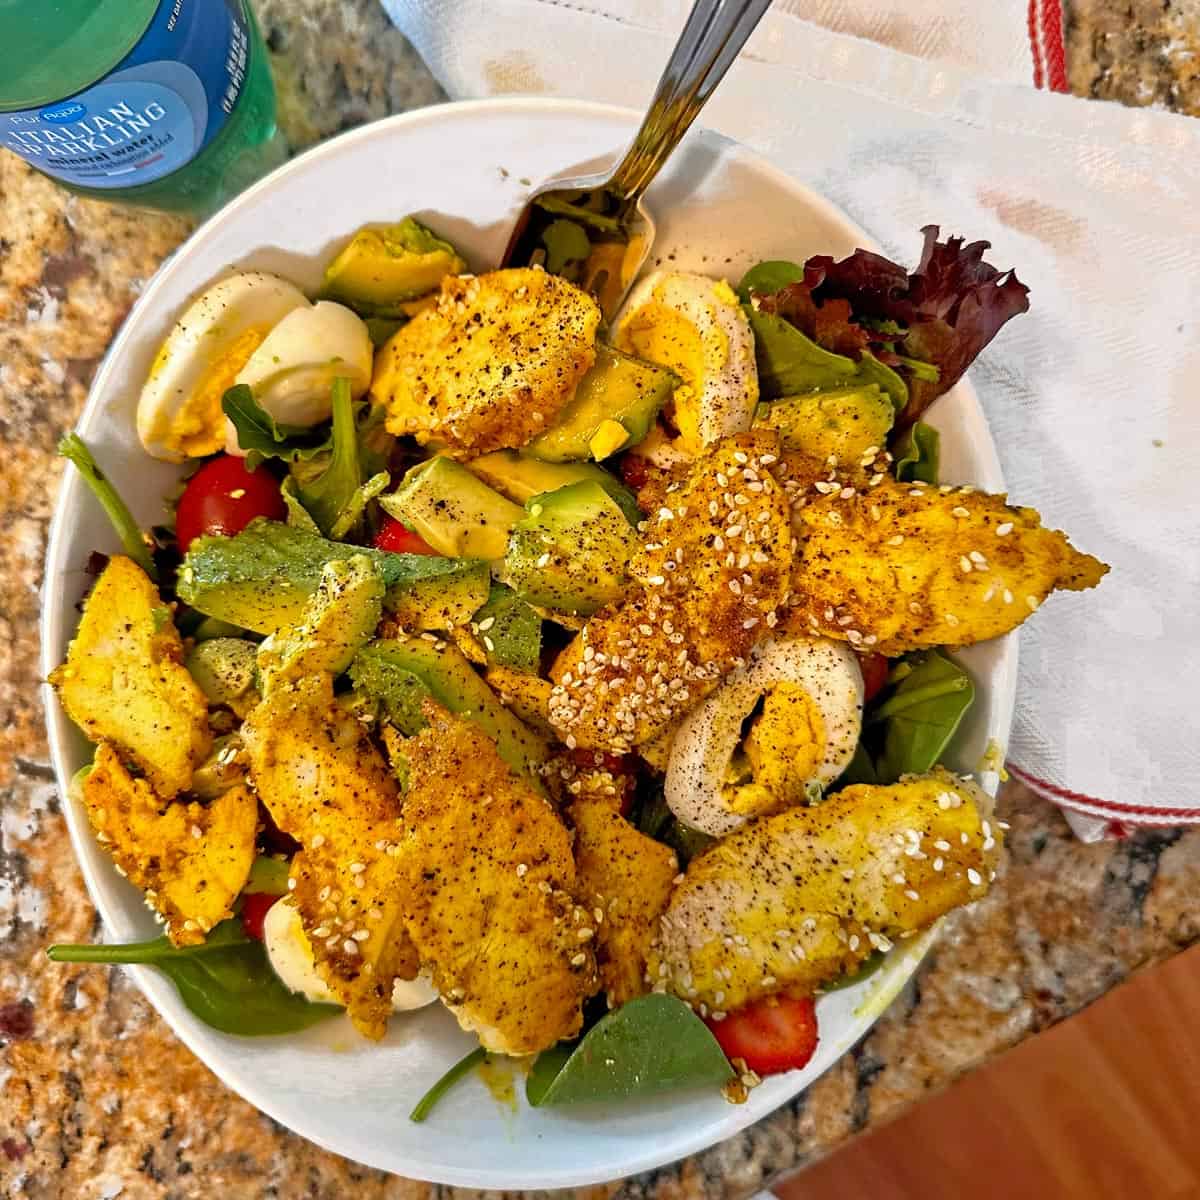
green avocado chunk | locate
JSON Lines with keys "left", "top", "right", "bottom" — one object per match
{"left": 502, "top": 480, "right": 638, "bottom": 617}
{"left": 466, "top": 450, "right": 642, "bottom": 524}
{"left": 177, "top": 519, "right": 489, "bottom": 635}
{"left": 380, "top": 457, "right": 523, "bottom": 561}
{"left": 350, "top": 635, "right": 547, "bottom": 778}
{"left": 525, "top": 344, "right": 677, "bottom": 462}
{"left": 185, "top": 638, "right": 258, "bottom": 709}
{"left": 257, "top": 555, "right": 384, "bottom": 689}
{"left": 754, "top": 384, "right": 895, "bottom": 463}
{"left": 320, "top": 217, "right": 465, "bottom": 313}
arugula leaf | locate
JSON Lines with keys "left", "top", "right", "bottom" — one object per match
{"left": 289, "top": 378, "right": 375, "bottom": 539}
{"left": 472, "top": 583, "right": 542, "bottom": 673}
{"left": 221, "top": 385, "right": 331, "bottom": 466}
{"left": 410, "top": 1046, "right": 488, "bottom": 1122}
{"left": 736, "top": 259, "right": 806, "bottom": 303}
{"left": 279, "top": 476, "right": 321, "bottom": 533}
{"left": 893, "top": 421, "right": 941, "bottom": 484}
{"left": 527, "top": 994, "right": 733, "bottom": 1107}
{"left": 631, "top": 785, "right": 715, "bottom": 867}
{"left": 329, "top": 472, "right": 390, "bottom": 541}
{"left": 57, "top": 434, "right": 158, "bottom": 581}
{"left": 47, "top": 919, "right": 338, "bottom": 1036}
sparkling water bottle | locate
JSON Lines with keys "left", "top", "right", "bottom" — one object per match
{"left": 0, "top": 0, "right": 285, "bottom": 215}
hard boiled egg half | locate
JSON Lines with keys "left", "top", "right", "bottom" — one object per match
{"left": 615, "top": 271, "right": 758, "bottom": 454}
{"left": 666, "top": 635, "right": 864, "bottom": 837}
{"left": 136, "top": 271, "right": 372, "bottom": 463}
{"left": 262, "top": 898, "right": 437, "bottom": 1012}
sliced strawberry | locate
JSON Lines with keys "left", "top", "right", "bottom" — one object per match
{"left": 706, "top": 994, "right": 819, "bottom": 1077}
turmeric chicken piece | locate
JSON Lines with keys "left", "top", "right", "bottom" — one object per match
{"left": 570, "top": 799, "right": 679, "bottom": 1006}
{"left": 81, "top": 744, "right": 256, "bottom": 946}
{"left": 394, "top": 708, "right": 598, "bottom": 1055}
{"left": 548, "top": 432, "right": 793, "bottom": 752}
{"left": 786, "top": 476, "right": 1108, "bottom": 655}
{"left": 51, "top": 557, "right": 210, "bottom": 798}
{"left": 647, "top": 770, "right": 1002, "bottom": 1014}
{"left": 240, "top": 674, "right": 419, "bottom": 1040}
{"left": 371, "top": 268, "right": 601, "bottom": 455}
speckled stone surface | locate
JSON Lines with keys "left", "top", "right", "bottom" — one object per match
{"left": 1, "top": 3, "right": 1196, "bottom": 1197}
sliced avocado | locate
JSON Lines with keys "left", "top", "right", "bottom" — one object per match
{"left": 380, "top": 457, "right": 522, "bottom": 560}
{"left": 350, "top": 635, "right": 547, "bottom": 778}
{"left": 320, "top": 217, "right": 465, "bottom": 313}
{"left": 467, "top": 450, "right": 641, "bottom": 524}
{"left": 754, "top": 385, "right": 895, "bottom": 463}
{"left": 185, "top": 638, "right": 259, "bottom": 711}
{"left": 177, "top": 518, "right": 489, "bottom": 634}
{"left": 471, "top": 583, "right": 542, "bottom": 673}
{"left": 525, "top": 344, "right": 677, "bottom": 463}
{"left": 502, "top": 480, "right": 638, "bottom": 617}
{"left": 257, "top": 555, "right": 384, "bottom": 689}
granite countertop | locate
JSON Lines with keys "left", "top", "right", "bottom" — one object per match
{"left": 1, "top": 2, "right": 1197, "bottom": 1196}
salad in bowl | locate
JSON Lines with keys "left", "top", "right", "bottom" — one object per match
{"left": 46, "top": 178, "right": 1107, "bottom": 1126}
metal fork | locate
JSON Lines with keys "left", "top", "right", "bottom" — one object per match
{"left": 500, "top": 0, "right": 774, "bottom": 319}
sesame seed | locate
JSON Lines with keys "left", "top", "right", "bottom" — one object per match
{"left": 959, "top": 556, "right": 973, "bottom": 573}
{"left": 952, "top": 506, "right": 970, "bottom": 518}
{"left": 343, "top": 939, "right": 359, "bottom": 956}
{"left": 536, "top": 552, "right": 552, "bottom": 568}
{"left": 849, "top": 934, "right": 860, "bottom": 951}
{"left": 571, "top": 952, "right": 588, "bottom": 967}
{"left": 1003, "top": 589, "right": 1014, "bottom": 604}
{"left": 814, "top": 480, "right": 837, "bottom": 495}
{"left": 905, "top": 889, "right": 920, "bottom": 901}
{"left": 658, "top": 507, "right": 675, "bottom": 521}
{"left": 967, "top": 868, "right": 983, "bottom": 886}
{"left": 887, "top": 535, "right": 905, "bottom": 546}
{"left": 476, "top": 616, "right": 496, "bottom": 632}
{"left": 287, "top": 877, "right": 296, "bottom": 890}
{"left": 996, "top": 522, "right": 1013, "bottom": 536}
{"left": 933, "top": 839, "right": 951, "bottom": 851}
{"left": 892, "top": 872, "right": 907, "bottom": 885}
{"left": 353, "top": 928, "right": 370, "bottom": 942}
{"left": 310, "top": 834, "right": 326, "bottom": 849}
{"left": 312, "top": 926, "right": 330, "bottom": 938}
{"left": 1026, "top": 595, "right": 1040, "bottom": 611}
{"left": 349, "top": 862, "right": 365, "bottom": 874}
{"left": 728, "top": 579, "right": 742, "bottom": 595}
{"left": 933, "top": 857, "right": 945, "bottom": 871}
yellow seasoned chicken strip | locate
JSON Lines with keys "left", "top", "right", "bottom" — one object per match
{"left": 241, "top": 675, "right": 419, "bottom": 1040}
{"left": 647, "top": 771, "right": 1002, "bottom": 1014}
{"left": 51, "top": 557, "right": 210, "bottom": 799}
{"left": 81, "top": 744, "right": 256, "bottom": 946}
{"left": 394, "top": 708, "right": 598, "bottom": 1055}
{"left": 570, "top": 798, "right": 679, "bottom": 1006}
{"left": 371, "top": 268, "right": 601, "bottom": 455}
{"left": 786, "top": 476, "right": 1107, "bottom": 655}
{"left": 549, "top": 432, "right": 793, "bottom": 752}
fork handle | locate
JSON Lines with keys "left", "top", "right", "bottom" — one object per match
{"left": 608, "top": 0, "right": 774, "bottom": 201}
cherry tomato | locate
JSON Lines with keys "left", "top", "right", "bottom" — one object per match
{"left": 175, "top": 455, "right": 286, "bottom": 554}
{"left": 705, "top": 994, "right": 819, "bottom": 1077}
{"left": 373, "top": 516, "right": 439, "bottom": 555}
{"left": 858, "top": 652, "right": 890, "bottom": 704}
{"left": 240, "top": 892, "right": 278, "bottom": 942}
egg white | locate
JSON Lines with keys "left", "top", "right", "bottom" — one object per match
{"left": 225, "top": 300, "right": 373, "bottom": 454}
{"left": 665, "top": 635, "right": 865, "bottom": 837}
{"left": 262, "top": 898, "right": 437, "bottom": 1012}
{"left": 615, "top": 271, "right": 758, "bottom": 453}
{"left": 137, "top": 272, "right": 308, "bottom": 462}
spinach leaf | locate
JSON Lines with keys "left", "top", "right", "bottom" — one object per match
{"left": 736, "top": 259, "right": 805, "bottom": 303}
{"left": 745, "top": 307, "right": 860, "bottom": 399}
{"left": 222, "top": 385, "right": 331, "bottom": 466}
{"left": 854, "top": 351, "right": 909, "bottom": 415}
{"left": 58, "top": 434, "right": 158, "bottom": 581}
{"left": 823, "top": 949, "right": 886, "bottom": 991}
{"left": 631, "top": 786, "right": 713, "bottom": 866}
{"left": 472, "top": 583, "right": 542, "bottom": 673}
{"left": 47, "top": 919, "right": 338, "bottom": 1036}
{"left": 410, "top": 1046, "right": 488, "bottom": 1122}
{"left": 872, "top": 650, "right": 974, "bottom": 782}
{"left": 893, "top": 420, "right": 941, "bottom": 484}
{"left": 527, "top": 994, "right": 733, "bottom": 1107}
{"left": 365, "top": 315, "right": 405, "bottom": 347}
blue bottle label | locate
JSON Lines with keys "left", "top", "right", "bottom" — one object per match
{"left": 1, "top": 0, "right": 250, "bottom": 189}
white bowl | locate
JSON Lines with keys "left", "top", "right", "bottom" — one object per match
{"left": 40, "top": 98, "right": 1017, "bottom": 1189}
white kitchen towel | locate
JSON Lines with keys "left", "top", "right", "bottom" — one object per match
{"left": 382, "top": 0, "right": 1200, "bottom": 840}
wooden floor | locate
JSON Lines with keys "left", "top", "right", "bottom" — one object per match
{"left": 777, "top": 946, "right": 1200, "bottom": 1200}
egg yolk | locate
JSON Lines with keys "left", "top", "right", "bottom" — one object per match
{"left": 151, "top": 326, "right": 269, "bottom": 458}
{"left": 617, "top": 294, "right": 728, "bottom": 451}
{"left": 722, "top": 682, "right": 826, "bottom": 817}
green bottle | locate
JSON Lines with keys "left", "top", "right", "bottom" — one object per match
{"left": 0, "top": 1, "right": 285, "bottom": 215}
